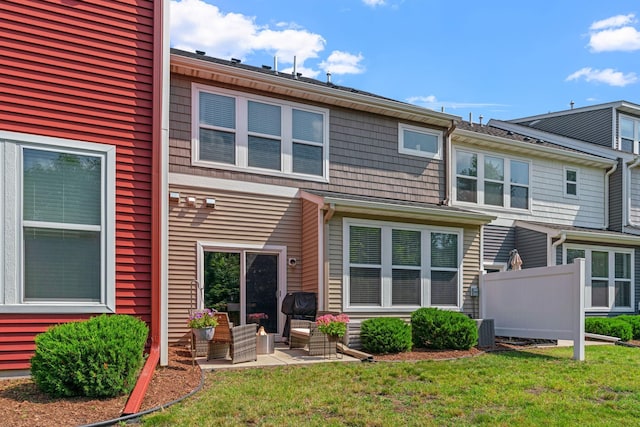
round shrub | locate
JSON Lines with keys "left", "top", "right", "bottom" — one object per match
{"left": 411, "top": 307, "right": 478, "bottom": 350}
{"left": 360, "top": 317, "right": 412, "bottom": 354}
{"left": 31, "top": 314, "right": 149, "bottom": 398}
{"left": 616, "top": 315, "right": 640, "bottom": 340}
{"left": 585, "top": 317, "right": 632, "bottom": 342}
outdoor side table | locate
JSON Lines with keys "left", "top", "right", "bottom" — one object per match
{"left": 256, "top": 333, "right": 275, "bottom": 354}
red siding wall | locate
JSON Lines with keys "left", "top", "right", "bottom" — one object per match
{"left": 0, "top": 0, "right": 156, "bottom": 370}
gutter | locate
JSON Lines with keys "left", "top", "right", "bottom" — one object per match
{"left": 123, "top": 0, "right": 168, "bottom": 415}
{"left": 625, "top": 156, "right": 640, "bottom": 227}
{"left": 604, "top": 161, "right": 618, "bottom": 229}
{"left": 123, "top": 344, "right": 160, "bottom": 415}
{"left": 442, "top": 121, "right": 457, "bottom": 206}
{"left": 550, "top": 232, "right": 567, "bottom": 266}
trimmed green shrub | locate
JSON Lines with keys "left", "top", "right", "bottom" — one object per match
{"left": 411, "top": 307, "right": 478, "bottom": 350}
{"left": 360, "top": 318, "right": 412, "bottom": 354}
{"left": 31, "top": 314, "right": 148, "bottom": 398}
{"left": 585, "top": 317, "right": 632, "bottom": 342}
{"left": 616, "top": 315, "right": 640, "bottom": 339}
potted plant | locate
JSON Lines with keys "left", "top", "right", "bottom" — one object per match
{"left": 316, "top": 313, "right": 350, "bottom": 338}
{"left": 188, "top": 308, "right": 219, "bottom": 341}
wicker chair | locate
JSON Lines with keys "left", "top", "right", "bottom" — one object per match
{"left": 230, "top": 323, "right": 258, "bottom": 364}
{"left": 207, "top": 312, "right": 232, "bottom": 359}
{"left": 289, "top": 319, "right": 329, "bottom": 356}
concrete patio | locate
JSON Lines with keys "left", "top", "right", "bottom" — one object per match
{"left": 196, "top": 342, "right": 361, "bottom": 370}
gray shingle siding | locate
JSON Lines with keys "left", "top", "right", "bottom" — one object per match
{"left": 517, "top": 107, "right": 613, "bottom": 147}
{"left": 483, "top": 225, "right": 515, "bottom": 265}
{"left": 515, "top": 227, "right": 548, "bottom": 269}
{"left": 169, "top": 74, "right": 446, "bottom": 204}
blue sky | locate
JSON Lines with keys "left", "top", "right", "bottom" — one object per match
{"left": 170, "top": 0, "right": 640, "bottom": 121}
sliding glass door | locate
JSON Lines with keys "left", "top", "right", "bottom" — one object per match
{"left": 203, "top": 249, "right": 281, "bottom": 334}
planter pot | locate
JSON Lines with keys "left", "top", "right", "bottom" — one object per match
{"left": 193, "top": 327, "right": 215, "bottom": 341}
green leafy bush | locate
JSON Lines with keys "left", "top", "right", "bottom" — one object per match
{"left": 585, "top": 317, "right": 632, "bottom": 342}
{"left": 616, "top": 315, "right": 640, "bottom": 339}
{"left": 411, "top": 308, "right": 478, "bottom": 350}
{"left": 360, "top": 318, "right": 412, "bottom": 354}
{"left": 31, "top": 314, "right": 148, "bottom": 398}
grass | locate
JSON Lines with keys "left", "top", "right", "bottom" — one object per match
{"left": 141, "top": 345, "right": 640, "bottom": 426}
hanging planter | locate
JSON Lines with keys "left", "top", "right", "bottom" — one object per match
{"left": 192, "top": 326, "right": 215, "bottom": 341}
{"left": 188, "top": 308, "right": 219, "bottom": 342}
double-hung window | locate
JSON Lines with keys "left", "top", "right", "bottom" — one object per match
{"left": 455, "top": 149, "right": 530, "bottom": 210}
{"left": 565, "top": 245, "right": 633, "bottom": 311}
{"left": 193, "top": 84, "right": 329, "bottom": 180}
{"left": 0, "top": 132, "right": 115, "bottom": 313}
{"left": 344, "top": 219, "right": 462, "bottom": 311}
{"left": 620, "top": 115, "right": 640, "bottom": 153}
{"left": 564, "top": 167, "right": 578, "bottom": 197}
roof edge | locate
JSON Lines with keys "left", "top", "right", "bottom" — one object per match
{"left": 324, "top": 196, "right": 496, "bottom": 225}
{"left": 170, "top": 50, "right": 460, "bottom": 128}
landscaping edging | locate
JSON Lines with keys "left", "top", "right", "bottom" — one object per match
{"left": 79, "top": 368, "right": 205, "bottom": 427}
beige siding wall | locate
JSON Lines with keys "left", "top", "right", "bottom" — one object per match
{"left": 301, "top": 199, "right": 321, "bottom": 293}
{"left": 168, "top": 186, "right": 303, "bottom": 343}
{"left": 327, "top": 214, "right": 482, "bottom": 326}
{"left": 170, "top": 74, "right": 445, "bottom": 204}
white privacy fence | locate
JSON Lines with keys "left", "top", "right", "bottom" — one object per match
{"left": 480, "top": 259, "right": 585, "bottom": 360}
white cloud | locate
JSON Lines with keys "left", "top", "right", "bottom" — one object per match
{"left": 319, "top": 51, "right": 365, "bottom": 75}
{"left": 170, "top": 0, "right": 362, "bottom": 78}
{"left": 590, "top": 14, "right": 635, "bottom": 31}
{"left": 566, "top": 67, "right": 637, "bottom": 87}
{"left": 588, "top": 13, "right": 640, "bottom": 52}
{"left": 362, "top": 0, "right": 386, "bottom": 6}
{"left": 407, "top": 95, "right": 505, "bottom": 110}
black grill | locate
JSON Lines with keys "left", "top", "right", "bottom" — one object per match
{"left": 281, "top": 292, "right": 317, "bottom": 340}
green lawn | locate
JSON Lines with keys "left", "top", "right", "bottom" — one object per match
{"left": 141, "top": 345, "right": 640, "bottom": 426}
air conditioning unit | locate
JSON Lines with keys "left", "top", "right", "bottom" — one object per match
{"left": 474, "top": 318, "right": 495, "bottom": 348}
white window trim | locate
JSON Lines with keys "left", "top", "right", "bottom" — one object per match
{"left": 619, "top": 114, "right": 640, "bottom": 153}
{"left": 191, "top": 83, "right": 330, "bottom": 183}
{"left": 0, "top": 131, "right": 115, "bottom": 314}
{"left": 564, "top": 166, "right": 579, "bottom": 198}
{"left": 398, "top": 123, "right": 443, "bottom": 159}
{"left": 452, "top": 148, "right": 532, "bottom": 213}
{"left": 342, "top": 218, "right": 463, "bottom": 312}
{"left": 563, "top": 243, "right": 634, "bottom": 312}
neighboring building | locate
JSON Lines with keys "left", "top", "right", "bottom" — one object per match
{"left": 0, "top": 1, "right": 169, "bottom": 372}
{"left": 167, "top": 49, "right": 494, "bottom": 347}
{"left": 474, "top": 101, "right": 640, "bottom": 316}
{"left": 498, "top": 101, "right": 640, "bottom": 236}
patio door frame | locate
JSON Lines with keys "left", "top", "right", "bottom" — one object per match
{"left": 196, "top": 241, "right": 287, "bottom": 339}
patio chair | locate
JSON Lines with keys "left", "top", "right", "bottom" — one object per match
{"left": 289, "top": 319, "right": 329, "bottom": 356}
{"left": 230, "top": 323, "right": 258, "bottom": 364}
{"left": 207, "top": 312, "right": 232, "bottom": 360}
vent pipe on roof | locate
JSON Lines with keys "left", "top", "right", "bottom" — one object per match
{"left": 479, "top": 115, "right": 484, "bottom": 126}
{"left": 274, "top": 56, "right": 278, "bottom": 75}
{"left": 441, "top": 106, "right": 445, "bottom": 113}
{"left": 469, "top": 112, "right": 472, "bottom": 124}
{"left": 293, "top": 56, "right": 297, "bottom": 79}
{"left": 570, "top": 100, "right": 575, "bottom": 109}
{"left": 326, "top": 72, "right": 332, "bottom": 84}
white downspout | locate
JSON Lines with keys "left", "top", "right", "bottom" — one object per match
{"left": 626, "top": 156, "right": 640, "bottom": 228}
{"left": 550, "top": 232, "right": 567, "bottom": 266}
{"left": 442, "top": 122, "right": 457, "bottom": 206}
{"left": 604, "top": 161, "right": 618, "bottom": 229}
